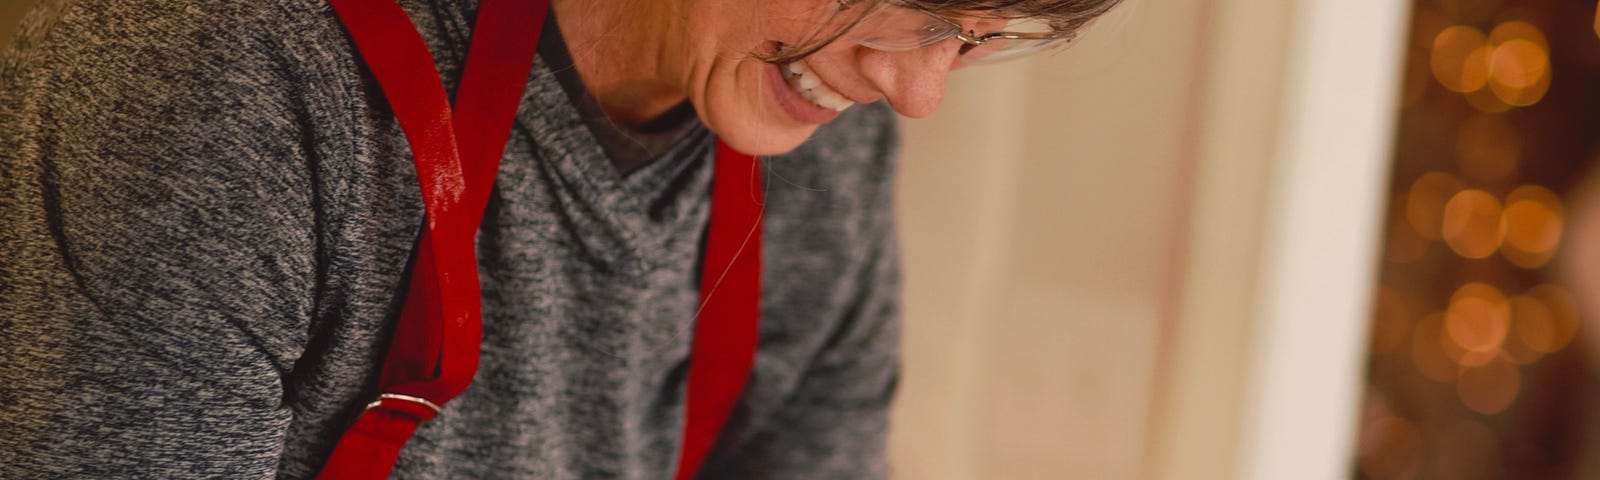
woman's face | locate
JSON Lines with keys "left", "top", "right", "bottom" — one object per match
{"left": 677, "top": 0, "right": 967, "bottom": 155}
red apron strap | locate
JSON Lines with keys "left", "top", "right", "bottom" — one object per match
{"left": 452, "top": 0, "right": 544, "bottom": 217}
{"left": 317, "top": 0, "right": 543, "bottom": 478}
{"left": 318, "top": 1, "right": 765, "bottom": 478}
{"left": 675, "top": 142, "right": 765, "bottom": 480}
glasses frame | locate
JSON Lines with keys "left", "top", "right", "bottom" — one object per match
{"left": 839, "top": 0, "right": 1069, "bottom": 57}
{"left": 921, "top": 10, "right": 1066, "bottom": 56}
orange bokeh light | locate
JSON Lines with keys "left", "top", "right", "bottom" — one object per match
{"left": 1501, "top": 200, "right": 1561, "bottom": 252}
{"left": 1428, "top": 21, "right": 1552, "bottom": 108}
{"left": 1499, "top": 185, "right": 1564, "bottom": 268}
{"left": 1488, "top": 39, "right": 1548, "bottom": 89}
{"left": 1491, "top": 21, "right": 1549, "bottom": 50}
{"left": 1441, "top": 328, "right": 1500, "bottom": 367}
{"left": 1432, "top": 26, "right": 1492, "bottom": 93}
{"left": 1445, "top": 282, "right": 1510, "bottom": 357}
{"left": 1487, "top": 21, "right": 1552, "bottom": 106}
{"left": 1490, "top": 59, "right": 1551, "bottom": 107}
{"left": 1441, "top": 189, "right": 1504, "bottom": 258}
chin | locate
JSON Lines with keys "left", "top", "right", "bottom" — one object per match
{"left": 711, "top": 123, "right": 819, "bottom": 156}
{"left": 700, "top": 90, "right": 835, "bottom": 156}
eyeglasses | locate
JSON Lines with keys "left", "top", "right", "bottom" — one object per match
{"left": 836, "top": 0, "right": 1070, "bottom": 63}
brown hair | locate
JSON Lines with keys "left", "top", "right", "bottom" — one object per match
{"left": 760, "top": 0, "right": 1124, "bottom": 64}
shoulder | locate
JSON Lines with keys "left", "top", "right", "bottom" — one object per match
{"left": 0, "top": 0, "right": 365, "bottom": 318}
{"left": 0, "top": 0, "right": 360, "bottom": 201}
{"left": 4, "top": 0, "right": 332, "bottom": 68}
{"left": 2, "top": 0, "right": 349, "bottom": 114}
{"left": 0, "top": 0, "right": 369, "bottom": 185}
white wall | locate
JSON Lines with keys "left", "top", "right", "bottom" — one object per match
{"left": 890, "top": 0, "right": 1409, "bottom": 477}
{"left": 890, "top": 1, "right": 1201, "bottom": 477}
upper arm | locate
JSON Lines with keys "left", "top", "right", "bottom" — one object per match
{"left": 1, "top": 1, "right": 323, "bottom": 476}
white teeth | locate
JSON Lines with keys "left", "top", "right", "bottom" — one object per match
{"left": 781, "top": 59, "right": 854, "bottom": 112}
{"left": 796, "top": 73, "right": 821, "bottom": 90}
{"left": 814, "top": 93, "right": 851, "bottom": 110}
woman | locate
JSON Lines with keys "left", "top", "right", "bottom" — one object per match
{"left": 0, "top": 0, "right": 1119, "bottom": 478}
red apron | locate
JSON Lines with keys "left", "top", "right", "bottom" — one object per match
{"left": 314, "top": 1, "right": 764, "bottom": 478}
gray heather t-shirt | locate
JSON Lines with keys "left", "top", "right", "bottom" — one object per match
{"left": 0, "top": 0, "right": 901, "bottom": 479}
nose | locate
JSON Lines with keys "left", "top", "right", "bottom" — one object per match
{"left": 858, "top": 40, "right": 963, "bottom": 119}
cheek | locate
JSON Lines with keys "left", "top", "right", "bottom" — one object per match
{"left": 681, "top": 2, "right": 843, "bottom": 155}
{"left": 698, "top": 61, "right": 821, "bottom": 155}
{"left": 694, "top": 0, "right": 826, "bottom": 55}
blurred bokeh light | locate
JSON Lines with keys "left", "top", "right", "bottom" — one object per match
{"left": 1440, "top": 189, "right": 1503, "bottom": 258}
{"left": 1358, "top": 0, "right": 1600, "bottom": 477}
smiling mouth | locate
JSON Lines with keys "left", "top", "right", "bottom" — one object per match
{"left": 779, "top": 59, "right": 855, "bottom": 111}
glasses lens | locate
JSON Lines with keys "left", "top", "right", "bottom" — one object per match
{"left": 855, "top": 7, "right": 959, "bottom": 51}
{"left": 849, "top": 6, "right": 1067, "bottom": 63}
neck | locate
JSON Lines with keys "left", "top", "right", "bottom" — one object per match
{"left": 550, "top": 0, "right": 689, "bottom": 129}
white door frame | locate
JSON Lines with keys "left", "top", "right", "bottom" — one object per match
{"left": 1151, "top": 0, "right": 1411, "bottom": 478}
